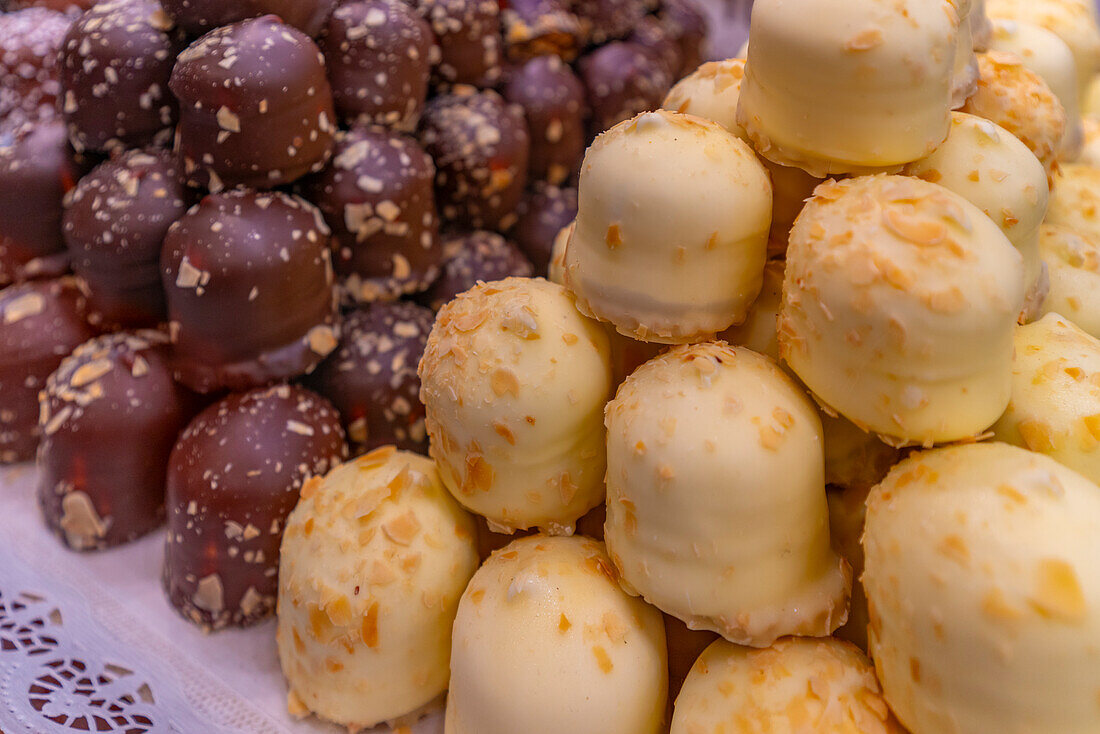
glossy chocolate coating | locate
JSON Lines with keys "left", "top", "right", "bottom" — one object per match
{"left": 579, "top": 41, "right": 672, "bottom": 134}
{"left": 627, "top": 14, "right": 682, "bottom": 78}
{"left": 161, "top": 189, "right": 340, "bottom": 393}
{"left": 0, "top": 121, "right": 80, "bottom": 287}
{"left": 501, "top": 0, "right": 583, "bottom": 61}
{"left": 412, "top": 0, "right": 502, "bottom": 88}
{"left": 0, "top": 9, "right": 70, "bottom": 126}
{"left": 170, "top": 15, "right": 336, "bottom": 190}
{"left": 0, "top": 277, "right": 95, "bottom": 464}
{"left": 657, "top": 0, "right": 707, "bottom": 77}
{"left": 37, "top": 330, "right": 199, "bottom": 551}
{"left": 511, "top": 182, "right": 577, "bottom": 274}
{"left": 320, "top": 0, "right": 435, "bottom": 131}
{"left": 159, "top": 0, "right": 337, "bottom": 37}
{"left": 164, "top": 384, "right": 347, "bottom": 630}
{"left": 572, "top": 0, "right": 645, "bottom": 44}
{"left": 58, "top": 0, "right": 184, "bottom": 153}
{"left": 420, "top": 229, "right": 533, "bottom": 310}
{"left": 503, "top": 55, "right": 585, "bottom": 186}
{"left": 418, "top": 86, "right": 530, "bottom": 231}
{"left": 299, "top": 125, "right": 442, "bottom": 303}
{"left": 63, "top": 148, "right": 188, "bottom": 329}
{"left": 304, "top": 300, "right": 432, "bottom": 456}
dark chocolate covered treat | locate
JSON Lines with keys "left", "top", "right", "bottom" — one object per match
{"left": 420, "top": 230, "right": 533, "bottom": 310}
{"left": 658, "top": 0, "right": 707, "bottom": 77}
{"left": 511, "top": 182, "right": 577, "bottom": 274}
{"left": 579, "top": 41, "right": 672, "bottom": 134}
{"left": 304, "top": 300, "right": 432, "bottom": 456}
{"left": 170, "top": 15, "right": 336, "bottom": 191}
{"left": 503, "top": 56, "right": 585, "bottom": 186}
{"left": 320, "top": 0, "right": 435, "bottom": 131}
{"left": 300, "top": 125, "right": 442, "bottom": 303}
{"left": 0, "top": 277, "right": 94, "bottom": 464}
{"left": 572, "top": 0, "right": 646, "bottom": 45}
{"left": 627, "top": 15, "right": 682, "bottom": 78}
{"left": 418, "top": 87, "right": 529, "bottom": 230}
{"left": 0, "top": 8, "right": 70, "bottom": 126}
{"left": 161, "top": 189, "right": 340, "bottom": 393}
{"left": 159, "top": 0, "right": 337, "bottom": 37}
{"left": 0, "top": 121, "right": 80, "bottom": 287}
{"left": 164, "top": 384, "right": 347, "bottom": 630}
{"left": 412, "top": 0, "right": 502, "bottom": 88}
{"left": 58, "top": 0, "right": 184, "bottom": 153}
{"left": 4, "top": 0, "right": 98, "bottom": 15}
{"left": 37, "top": 330, "right": 198, "bottom": 551}
{"left": 501, "top": 0, "right": 583, "bottom": 62}
{"left": 63, "top": 148, "right": 188, "bottom": 329}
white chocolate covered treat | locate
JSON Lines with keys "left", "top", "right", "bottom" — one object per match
{"left": 604, "top": 342, "right": 850, "bottom": 647}
{"left": 952, "top": 0, "right": 981, "bottom": 109}
{"left": 1080, "top": 116, "right": 1100, "bottom": 166}
{"left": 445, "top": 534, "right": 667, "bottom": 734}
{"left": 991, "top": 313, "right": 1100, "bottom": 485}
{"left": 564, "top": 111, "right": 771, "bottom": 344}
{"left": 670, "top": 637, "right": 904, "bottom": 734}
{"left": 662, "top": 58, "right": 747, "bottom": 139}
{"left": 736, "top": 0, "right": 957, "bottom": 177}
{"left": 418, "top": 277, "right": 612, "bottom": 533}
{"left": 719, "top": 260, "right": 784, "bottom": 363}
{"left": 972, "top": 0, "right": 994, "bottom": 50}
{"left": 962, "top": 51, "right": 1068, "bottom": 176}
{"left": 1039, "top": 224, "right": 1100, "bottom": 336}
{"left": 1086, "top": 73, "right": 1100, "bottom": 114}
{"left": 990, "top": 19, "right": 1083, "bottom": 160}
{"left": 1047, "top": 163, "right": 1100, "bottom": 242}
{"left": 822, "top": 413, "right": 902, "bottom": 493}
{"left": 547, "top": 221, "right": 572, "bottom": 285}
{"left": 903, "top": 112, "right": 1050, "bottom": 319}
{"left": 864, "top": 442, "right": 1100, "bottom": 734}
{"left": 763, "top": 159, "right": 823, "bottom": 257}
{"left": 276, "top": 448, "right": 479, "bottom": 730}
{"left": 779, "top": 175, "right": 1026, "bottom": 446}
{"left": 828, "top": 482, "right": 874, "bottom": 651}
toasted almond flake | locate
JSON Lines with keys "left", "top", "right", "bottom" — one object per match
{"left": 490, "top": 368, "right": 521, "bottom": 397}
{"left": 605, "top": 223, "right": 623, "bottom": 249}
{"left": 193, "top": 574, "right": 224, "bottom": 613}
{"left": 70, "top": 360, "right": 112, "bottom": 388}
{"left": 592, "top": 645, "right": 613, "bottom": 673}
{"left": 286, "top": 420, "right": 315, "bottom": 437}
{"left": 368, "top": 560, "right": 397, "bottom": 585}
{"left": 59, "top": 491, "right": 109, "bottom": 549}
{"left": 845, "top": 27, "right": 883, "bottom": 51}
{"left": 307, "top": 325, "right": 338, "bottom": 356}
{"left": 361, "top": 601, "right": 380, "bottom": 647}
{"left": 1029, "top": 559, "right": 1086, "bottom": 622}
{"left": 239, "top": 587, "right": 263, "bottom": 616}
{"left": 216, "top": 106, "right": 241, "bottom": 133}
{"left": 3, "top": 292, "right": 45, "bottom": 324}
{"left": 383, "top": 510, "right": 421, "bottom": 545}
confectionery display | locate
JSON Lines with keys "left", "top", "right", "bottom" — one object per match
{"left": 165, "top": 384, "right": 347, "bottom": 630}
{"left": 37, "top": 330, "right": 197, "bottom": 550}
{"left": 277, "top": 448, "right": 478, "bottom": 730}
{"left": 161, "top": 189, "right": 340, "bottom": 393}
{"left": 510, "top": 182, "right": 577, "bottom": 274}
{"left": 419, "top": 277, "right": 612, "bottom": 533}
{"left": 1039, "top": 224, "right": 1100, "bottom": 336}
{"left": 304, "top": 300, "right": 434, "bottom": 457}
{"left": 420, "top": 230, "right": 534, "bottom": 311}
{"left": 864, "top": 443, "right": 1100, "bottom": 734}
{"left": 446, "top": 534, "right": 667, "bottom": 734}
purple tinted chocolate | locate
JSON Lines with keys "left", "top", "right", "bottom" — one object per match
{"left": 159, "top": 0, "right": 338, "bottom": 37}
{"left": 572, "top": 0, "right": 646, "bottom": 44}
{"left": 161, "top": 189, "right": 340, "bottom": 394}
{"left": 0, "top": 121, "right": 80, "bottom": 287}
{"left": 320, "top": 0, "right": 436, "bottom": 131}
{"left": 58, "top": 0, "right": 184, "bottom": 153}
{"left": 170, "top": 15, "right": 336, "bottom": 191}
{"left": 421, "top": 229, "right": 533, "bottom": 310}
{"left": 418, "top": 86, "right": 530, "bottom": 231}
{"left": 63, "top": 148, "right": 189, "bottom": 330}
{"left": 37, "top": 330, "right": 199, "bottom": 551}
{"left": 412, "top": 0, "right": 502, "bottom": 88}
{"left": 300, "top": 125, "right": 443, "bottom": 303}
{"left": 503, "top": 55, "right": 585, "bottom": 186}
{"left": 579, "top": 41, "right": 673, "bottom": 134}
{"left": 511, "top": 182, "right": 577, "bottom": 274}
{"left": 628, "top": 14, "right": 682, "bottom": 78}
{"left": 0, "top": 8, "right": 70, "bottom": 126}
{"left": 658, "top": 0, "right": 707, "bottom": 77}
{"left": 502, "top": 0, "right": 583, "bottom": 62}
{"left": 0, "top": 277, "right": 95, "bottom": 464}
{"left": 164, "top": 384, "right": 347, "bottom": 630}
{"left": 304, "top": 300, "right": 433, "bottom": 456}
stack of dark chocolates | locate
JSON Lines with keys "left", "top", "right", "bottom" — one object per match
{"left": 0, "top": 0, "right": 707, "bottom": 632}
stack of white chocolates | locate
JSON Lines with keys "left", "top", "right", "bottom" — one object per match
{"left": 274, "top": 0, "right": 1100, "bottom": 732}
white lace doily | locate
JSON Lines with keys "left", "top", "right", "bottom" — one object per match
{"left": 0, "top": 465, "right": 442, "bottom": 734}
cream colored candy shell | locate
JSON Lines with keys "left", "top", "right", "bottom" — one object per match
{"left": 445, "top": 535, "right": 667, "bottom": 734}
{"left": 276, "top": 448, "right": 479, "bottom": 730}
{"left": 736, "top": 0, "right": 956, "bottom": 176}
{"left": 962, "top": 51, "right": 1068, "bottom": 175}
{"left": 1039, "top": 223, "right": 1100, "bottom": 336}
{"left": 418, "top": 277, "right": 612, "bottom": 533}
{"left": 604, "top": 342, "right": 850, "bottom": 647}
{"left": 864, "top": 443, "right": 1100, "bottom": 734}
{"left": 972, "top": 0, "right": 994, "bottom": 50}
{"left": 990, "top": 19, "right": 1084, "bottom": 160}
{"left": 903, "top": 111, "right": 1049, "bottom": 312}
{"left": 1047, "top": 163, "right": 1100, "bottom": 242}
{"left": 564, "top": 111, "right": 771, "bottom": 344}
{"left": 671, "top": 637, "right": 904, "bottom": 734}
{"left": 719, "top": 259, "right": 784, "bottom": 363}
{"left": 953, "top": 12, "right": 981, "bottom": 109}
{"left": 1086, "top": 73, "right": 1100, "bottom": 114}
{"left": 1080, "top": 116, "right": 1100, "bottom": 166}
{"left": 547, "top": 221, "right": 572, "bottom": 285}
{"left": 662, "top": 58, "right": 747, "bottom": 139}
{"left": 992, "top": 313, "right": 1100, "bottom": 485}
{"left": 780, "top": 175, "right": 1025, "bottom": 445}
